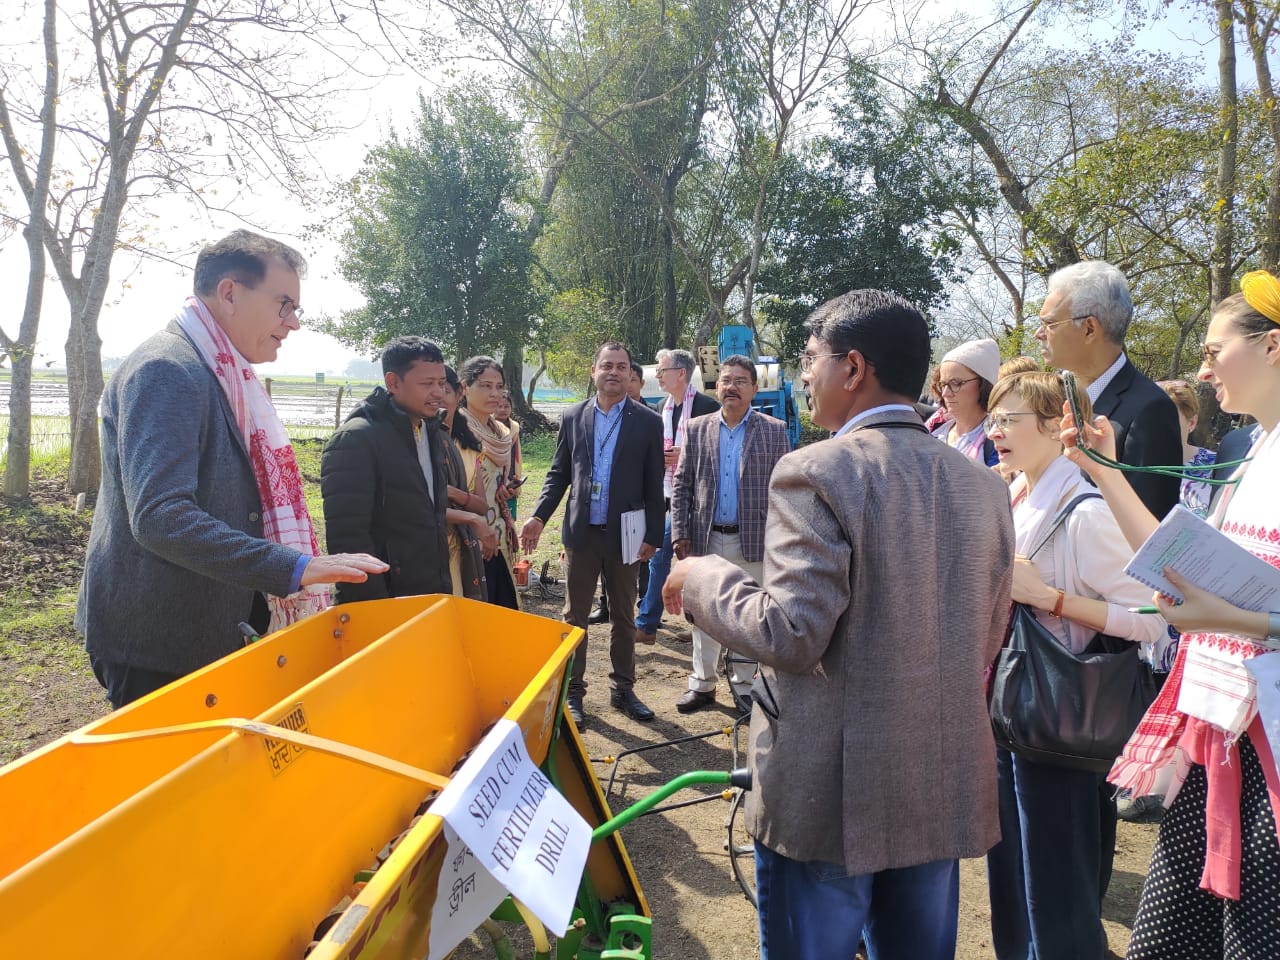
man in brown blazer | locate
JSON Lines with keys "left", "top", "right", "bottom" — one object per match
{"left": 665, "top": 290, "right": 1015, "bottom": 960}
{"left": 670, "top": 354, "right": 790, "bottom": 712}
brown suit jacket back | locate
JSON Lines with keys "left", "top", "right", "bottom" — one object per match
{"left": 682, "top": 408, "right": 1015, "bottom": 875}
{"left": 671, "top": 410, "right": 791, "bottom": 562}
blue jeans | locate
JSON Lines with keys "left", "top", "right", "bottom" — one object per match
{"left": 634, "top": 515, "right": 672, "bottom": 633}
{"left": 754, "top": 842, "right": 959, "bottom": 960}
{"left": 986, "top": 748, "right": 1106, "bottom": 960}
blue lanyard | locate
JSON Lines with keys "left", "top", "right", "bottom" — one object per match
{"left": 592, "top": 407, "right": 623, "bottom": 477}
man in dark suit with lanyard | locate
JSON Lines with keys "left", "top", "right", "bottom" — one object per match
{"left": 521, "top": 342, "right": 665, "bottom": 727}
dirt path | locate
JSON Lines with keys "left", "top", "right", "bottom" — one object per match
{"left": 455, "top": 589, "right": 1155, "bottom": 958}
{"left": 0, "top": 475, "right": 1154, "bottom": 957}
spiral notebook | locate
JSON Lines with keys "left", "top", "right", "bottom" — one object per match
{"left": 1123, "top": 504, "right": 1280, "bottom": 611}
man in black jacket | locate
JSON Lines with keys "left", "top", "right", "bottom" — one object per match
{"left": 1034, "top": 259, "right": 1183, "bottom": 887}
{"left": 322, "top": 336, "right": 452, "bottom": 602}
{"left": 1036, "top": 260, "right": 1183, "bottom": 519}
{"left": 520, "top": 342, "right": 665, "bottom": 727}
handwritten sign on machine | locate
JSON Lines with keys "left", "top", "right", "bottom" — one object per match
{"left": 431, "top": 718, "right": 591, "bottom": 936}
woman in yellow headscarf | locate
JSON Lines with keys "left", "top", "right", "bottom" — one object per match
{"left": 1063, "top": 270, "right": 1280, "bottom": 958}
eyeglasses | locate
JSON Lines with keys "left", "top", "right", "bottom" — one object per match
{"left": 1031, "top": 313, "right": 1092, "bottom": 332}
{"left": 984, "top": 411, "right": 1038, "bottom": 433}
{"left": 1201, "top": 330, "right": 1271, "bottom": 367}
{"left": 717, "top": 377, "right": 753, "bottom": 389}
{"left": 279, "top": 298, "right": 304, "bottom": 322}
{"left": 233, "top": 279, "right": 304, "bottom": 321}
{"left": 797, "top": 352, "right": 847, "bottom": 372}
{"left": 654, "top": 367, "right": 675, "bottom": 376}
{"left": 938, "top": 377, "right": 978, "bottom": 393}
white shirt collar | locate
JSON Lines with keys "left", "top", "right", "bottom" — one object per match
{"left": 834, "top": 403, "right": 917, "bottom": 438}
{"left": 1085, "top": 351, "right": 1127, "bottom": 403}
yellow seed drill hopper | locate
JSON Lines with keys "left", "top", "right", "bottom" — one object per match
{"left": 0, "top": 595, "right": 650, "bottom": 959}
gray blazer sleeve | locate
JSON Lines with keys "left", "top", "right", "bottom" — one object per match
{"left": 117, "top": 356, "right": 301, "bottom": 595}
{"left": 683, "top": 452, "right": 851, "bottom": 673}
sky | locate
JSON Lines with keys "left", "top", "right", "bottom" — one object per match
{"left": 0, "top": 1, "right": 1230, "bottom": 379}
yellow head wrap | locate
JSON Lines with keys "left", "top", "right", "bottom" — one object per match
{"left": 1240, "top": 270, "right": 1280, "bottom": 325}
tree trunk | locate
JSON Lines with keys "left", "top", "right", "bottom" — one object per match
{"left": 1242, "top": 1, "right": 1280, "bottom": 271}
{"left": 1211, "top": 0, "right": 1238, "bottom": 307}
{"left": 526, "top": 349, "right": 547, "bottom": 408}
{"left": 3, "top": 349, "right": 34, "bottom": 498}
{"left": 502, "top": 337, "right": 551, "bottom": 431}
{"left": 0, "top": 0, "right": 58, "bottom": 499}
{"left": 65, "top": 314, "right": 104, "bottom": 494}
{"left": 660, "top": 218, "right": 678, "bottom": 350}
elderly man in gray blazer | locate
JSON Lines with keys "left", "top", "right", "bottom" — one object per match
{"left": 666, "top": 290, "right": 1015, "bottom": 960}
{"left": 76, "top": 230, "right": 386, "bottom": 709}
{"left": 670, "top": 354, "right": 790, "bottom": 712}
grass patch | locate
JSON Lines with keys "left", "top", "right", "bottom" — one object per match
{"left": 0, "top": 470, "right": 104, "bottom": 762}
{"left": 0, "top": 426, "right": 570, "bottom": 762}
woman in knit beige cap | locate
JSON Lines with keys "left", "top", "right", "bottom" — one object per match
{"left": 933, "top": 337, "right": 1002, "bottom": 466}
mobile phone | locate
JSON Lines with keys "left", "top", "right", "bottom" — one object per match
{"left": 1061, "top": 370, "right": 1089, "bottom": 449}
{"left": 508, "top": 475, "right": 527, "bottom": 489}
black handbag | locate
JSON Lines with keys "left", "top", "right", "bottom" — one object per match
{"left": 989, "top": 493, "right": 1159, "bottom": 772}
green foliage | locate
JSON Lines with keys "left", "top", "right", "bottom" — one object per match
{"left": 329, "top": 85, "right": 541, "bottom": 360}
{"left": 531, "top": 0, "right": 735, "bottom": 357}
{"left": 538, "top": 287, "right": 616, "bottom": 393}
{"left": 756, "top": 67, "right": 989, "bottom": 359}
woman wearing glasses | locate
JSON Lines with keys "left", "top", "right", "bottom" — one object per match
{"left": 932, "top": 338, "right": 1002, "bottom": 466}
{"left": 1063, "top": 272, "right": 1280, "bottom": 959}
{"left": 458, "top": 355, "right": 522, "bottom": 610}
{"left": 984, "top": 371, "right": 1164, "bottom": 960}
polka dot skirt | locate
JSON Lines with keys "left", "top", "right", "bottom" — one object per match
{"left": 1128, "top": 736, "right": 1280, "bottom": 960}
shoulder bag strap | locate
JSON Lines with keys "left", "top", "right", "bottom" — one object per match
{"left": 1025, "top": 492, "right": 1103, "bottom": 560}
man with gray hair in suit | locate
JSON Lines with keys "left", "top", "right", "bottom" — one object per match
{"left": 665, "top": 290, "right": 1014, "bottom": 959}
{"left": 76, "top": 230, "right": 387, "bottom": 709}
{"left": 1034, "top": 260, "right": 1182, "bottom": 839}
{"left": 634, "top": 347, "right": 719, "bottom": 644}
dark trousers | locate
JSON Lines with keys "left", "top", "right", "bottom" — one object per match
{"left": 484, "top": 551, "right": 519, "bottom": 610}
{"left": 595, "top": 563, "right": 648, "bottom": 618}
{"left": 563, "top": 527, "right": 639, "bottom": 698}
{"left": 754, "top": 841, "right": 959, "bottom": 960}
{"left": 987, "top": 748, "right": 1105, "bottom": 960}
{"left": 90, "top": 655, "right": 182, "bottom": 710}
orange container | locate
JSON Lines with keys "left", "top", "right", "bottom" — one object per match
{"left": 0, "top": 595, "right": 648, "bottom": 959}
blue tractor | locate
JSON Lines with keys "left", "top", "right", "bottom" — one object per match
{"left": 696, "top": 325, "right": 801, "bottom": 447}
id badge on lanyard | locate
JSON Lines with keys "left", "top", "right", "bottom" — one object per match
{"left": 591, "top": 481, "right": 603, "bottom": 502}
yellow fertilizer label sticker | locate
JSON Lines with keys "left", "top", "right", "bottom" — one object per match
{"left": 263, "top": 702, "right": 309, "bottom": 775}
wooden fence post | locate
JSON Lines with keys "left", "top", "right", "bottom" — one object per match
{"left": 333, "top": 385, "right": 345, "bottom": 430}
{"left": 264, "top": 377, "right": 273, "bottom": 399}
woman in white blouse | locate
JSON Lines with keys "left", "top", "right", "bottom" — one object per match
{"left": 982, "top": 371, "right": 1165, "bottom": 960}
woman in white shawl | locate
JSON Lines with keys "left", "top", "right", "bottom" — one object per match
{"left": 983, "top": 371, "right": 1165, "bottom": 960}
{"left": 1063, "top": 273, "right": 1280, "bottom": 959}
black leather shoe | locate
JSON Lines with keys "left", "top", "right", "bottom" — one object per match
{"left": 675, "top": 689, "right": 716, "bottom": 714}
{"left": 587, "top": 603, "right": 610, "bottom": 625}
{"left": 566, "top": 696, "right": 587, "bottom": 728}
{"left": 610, "top": 688, "right": 655, "bottom": 722}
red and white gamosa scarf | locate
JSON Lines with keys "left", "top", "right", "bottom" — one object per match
{"left": 176, "top": 296, "right": 330, "bottom": 631}
{"left": 1110, "top": 427, "right": 1280, "bottom": 899}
